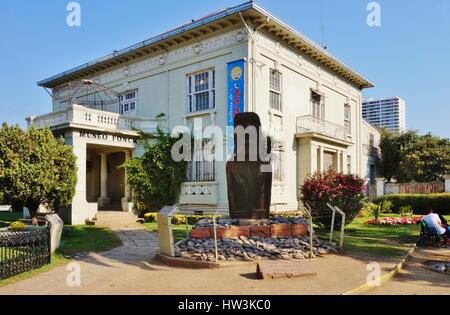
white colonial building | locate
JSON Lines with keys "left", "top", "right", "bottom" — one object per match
{"left": 28, "top": 1, "right": 380, "bottom": 224}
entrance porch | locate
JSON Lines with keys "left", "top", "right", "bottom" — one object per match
{"left": 86, "top": 145, "right": 133, "bottom": 212}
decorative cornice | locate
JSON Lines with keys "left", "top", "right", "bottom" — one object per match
{"left": 92, "top": 28, "right": 246, "bottom": 86}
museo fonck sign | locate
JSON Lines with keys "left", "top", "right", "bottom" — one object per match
{"left": 79, "top": 131, "right": 137, "bottom": 144}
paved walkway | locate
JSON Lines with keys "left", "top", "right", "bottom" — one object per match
{"left": 366, "top": 247, "right": 450, "bottom": 295}
{"left": 0, "top": 211, "right": 414, "bottom": 295}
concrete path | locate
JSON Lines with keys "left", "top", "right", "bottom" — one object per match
{"left": 366, "top": 247, "right": 450, "bottom": 295}
{"left": 0, "top": 211, "right": 408, "bottom": 295}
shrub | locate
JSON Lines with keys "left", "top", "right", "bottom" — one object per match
{"left": 8, "top": 221, "right": 26, "bottom": 232}
{"left": 365, "top": 203, "right": 383, "bottom": 221}
{"left": 373, "top": 193, "right": 450, "bottom": 215}
{"left": 171, "top": 215, "right": 186, "bottom": 225}
{"left": 300, "top": 170, "right": 367, "bottom": 228}
{"left": 399, "top": 205, "right": 413, "bottom": 217}
{"left": 144, "top": 212, "right": 158, "bottom": 223}
{"left": 121, "top": 127, "right": 187, "bottom": 218}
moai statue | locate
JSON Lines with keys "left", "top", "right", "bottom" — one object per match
{"left": 226, "top": 112, "right": 272, "bottom": 224}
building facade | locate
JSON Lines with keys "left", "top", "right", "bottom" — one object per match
{"left": 362, "top": 97, "right": 406, "bottom": 133}
{"left": 28, "top": 2, "right": 379, "bottom": 224}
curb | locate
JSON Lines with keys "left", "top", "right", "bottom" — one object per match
{"left": 341, "top": 244, "right": 417, "bottom": 296}
{"left": 155, "top": 254, "right": 221, "bottom": 269}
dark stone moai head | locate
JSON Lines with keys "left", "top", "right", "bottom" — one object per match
{"left": 233, "top": 112, "right": 271, "bottom": 162}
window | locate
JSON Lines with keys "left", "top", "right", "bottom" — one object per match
{"left": 187, "top": 70, "right": 215, "bottom": 113}
{"left": 269, "top": 70, "right": 282, "bottom": 111}
{"left": 187, "top": 139, "right": 215, "bottom": 182}
{"left": 271, "top": 144, "right": 284, "bottom": 182}
{"left": 119, "top": 90, "right": 138, "bottom": 116}
{"left": 311, "top": 91, "right": 324, "bottom": 120}
{"left": 344, "top": 104, "right": 351, "bottom": 133}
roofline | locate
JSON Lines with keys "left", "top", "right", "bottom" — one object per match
{"left": 38, "top": 1, "right": 374, "bottom": 89}
{"left": 250, "top": 2, "right": 374, "bottom": 88}
{"left": 363, "top": 96, "right": 406, "bottom": 103}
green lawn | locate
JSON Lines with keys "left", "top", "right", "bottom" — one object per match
{"left": 144, "top": 221, "right": 192, "bottom": 242}
{"left": 59, "top": 225, "right": 122, "bottom": 255}
{"left": 0, "top": 211, "right": 121, "bottom": 286}
{"left": 316, "top": 214, "right": 450, "bottom": 259}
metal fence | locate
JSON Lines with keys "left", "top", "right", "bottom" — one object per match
{"left": 0, "top": 228, "right": 51, "bottom": 280}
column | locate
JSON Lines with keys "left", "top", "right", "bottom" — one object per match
{"left": 121, "top": 151, "right": 132, "bottom": 212}
{"left": 337, "top": 151, "right": 341, "bottom": 173}
{"left": 319, "top": 146, "right": 324, "bottom": 173}
{"left": 97, "top": 153, "right": 110, "bottom": 207}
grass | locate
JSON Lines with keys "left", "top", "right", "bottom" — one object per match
{"left": 144, "top": 221, "right": 192, "bottom": 242}
{"left": 316, "top": 214, "right": 450, "bottom": 259}
{"left": 59, "top": 225, "right": 122, "bottom": 255}
{"left": 0, "top": 211, "right": 122, "bottom": 286}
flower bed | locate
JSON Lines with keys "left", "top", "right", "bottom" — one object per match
{"left": 365, "top": 216, "right": 423, "bottom": 226}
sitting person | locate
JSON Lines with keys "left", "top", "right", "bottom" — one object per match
{"left": 422, "top": 210, "right": 450, "bottom": 239}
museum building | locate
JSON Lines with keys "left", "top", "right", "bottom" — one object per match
{"left": 28, "top": 1, "right": 380, "bottom": 224}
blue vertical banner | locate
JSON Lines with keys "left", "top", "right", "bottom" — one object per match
{"left": 227, "top": 59, "right": 245, "bottom": 156}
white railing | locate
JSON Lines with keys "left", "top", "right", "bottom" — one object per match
{"left": 27, "top": 104, "right": 159, "bottom": 134}
{"left": 296, "top": 115, "right": 349, "bottom": 142}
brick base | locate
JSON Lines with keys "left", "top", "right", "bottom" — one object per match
{"left": 190, "top": 223, "right": 308, "bottom": 239}
{"left": 251, "top": 225, "right": 272, "bottom": 238}
{"left": 271, "top": 224, "right": 292, "bottom": 238}
{"left": 190, "top": 229, "right": 212, "bottom": 239}
{"left": 291, "top": 224, "right": 308, "bottom": 237}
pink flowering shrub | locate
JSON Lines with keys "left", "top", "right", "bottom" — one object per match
{"left": 365, "top": 216, "right": 423, "bottom": 226}
{"left": 300, "top": 170, "right": 367, "bottom": 228}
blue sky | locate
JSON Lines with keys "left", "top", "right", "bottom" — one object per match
{"left": 0, "top": 0, "right": 449, "bottom": 137}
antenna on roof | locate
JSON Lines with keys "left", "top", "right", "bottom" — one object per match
{"left": 321, "top": 0, "right": 327, "bottom": 50}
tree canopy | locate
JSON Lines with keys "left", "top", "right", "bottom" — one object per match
{"left": 380, "top": 129, "right": 450, "bottom": 183}
{"left": 0, "top": 124, "right": 77, "bottom": 224}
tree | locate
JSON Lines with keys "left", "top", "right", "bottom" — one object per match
{"left": 379, "top": 129, "right": 400, "bottom": 182}
{"left": 121, "top": 128, "right": 187, "bottom": 217}
{"left": 0, "top": 124, "right": 77, "bottom": 225}
{"left": 380, "top": 129, "right": 450, "bottom": 183}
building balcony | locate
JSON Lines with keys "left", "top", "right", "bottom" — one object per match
{"left": 27, "top": 104, "right": 159, "bottom": 135}
{"left": 296, "top": 115, "right": 351, "bottom": 144}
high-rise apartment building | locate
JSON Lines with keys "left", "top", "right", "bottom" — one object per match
{"left": 362, "top": 97, "right": 406, "bottom": 133}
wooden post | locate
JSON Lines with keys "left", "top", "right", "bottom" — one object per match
{"left": 304, "top": 203, "right": 314, "bottom": 260}
{"left": 185, "top": 215, "right": 189, "bottom": 238}
{"left": 333, "top": 206, "right": 346, "bottom": 250}
{"left": 327, "top": 203, "right": 336, "bottom": 244}
{"left": 213, "top": 215, "right": 219, "bottom": 263}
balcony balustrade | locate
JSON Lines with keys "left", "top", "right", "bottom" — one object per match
{"left": 27, "top": 104, "right": 159, "bottom": 134}
{"left": 296, "top": 115, "right": 350, "bottom": 142}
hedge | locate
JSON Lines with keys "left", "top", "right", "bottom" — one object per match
{"left": 373, "top": 193, "right": 450, "bottom": 215}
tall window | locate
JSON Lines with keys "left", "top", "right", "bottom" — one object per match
{"left": 344, "top": 104, "right": 351, "bottom": 133}
{"left": 271, "top": 143, "right": 284, "bottom": 182}
{"left": 187, "top": 139, "right": 215, "bottom": 182}
{"left": 311, "top": 91, "right": 324, "bottom": 120}
{"left": 119, "top": 90, "right": 138, "bottom": 116}
{"left": 187, "top": 70, "right": 215, "bottom": 113}
{"left": 269, "top": 70, "right": 282, "bottom": 111}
